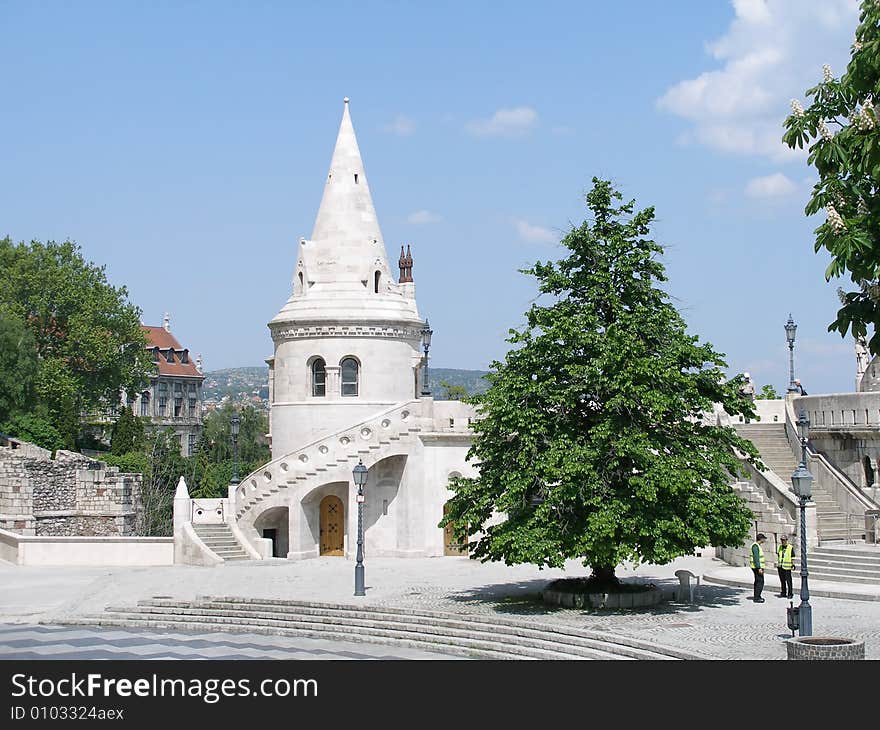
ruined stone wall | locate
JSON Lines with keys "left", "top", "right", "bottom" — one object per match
{"left": 0, "top": 438, "right": 142, "bottom": 537}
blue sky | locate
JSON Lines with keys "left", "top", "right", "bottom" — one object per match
{"left": 0, "top": 0, "right": 865, "bottom": 394}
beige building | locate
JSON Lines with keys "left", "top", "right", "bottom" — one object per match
{"left": 133, "top": 316, "right": 205, "bottom": 456}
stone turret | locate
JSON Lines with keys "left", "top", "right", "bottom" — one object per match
{"left": 267, "top": 99, "right": 425, "bottom": 457}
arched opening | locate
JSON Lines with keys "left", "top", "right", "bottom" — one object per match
{"left": 254, "top": 506, "right": 289, "bottom": 558}
{"left": 341, "top": 357, "right": 359, "bottom": 397}
{"left": 298, "top": 271, "right": 304, "bottom": 289}
{"left": 374, "top": 270, "right": 381, "bottom": 293}
{"left": 311, "top": 358, "right": 326, "bottom": 397}
{"left": 865, "top": 456, "right": 875, "bottom": 488}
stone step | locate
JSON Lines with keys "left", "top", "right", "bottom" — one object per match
{"left": 809, "top": 571, "right": 880, "bottom": 585}
{"left": 81, "top": 612, "right": 625, "bottom": 660}
{"left": 808, "top": 561, "right": 880, "bottom": 577}
{"left": 82, "top": 598, "right": 692, "bottom": 660}
{"left": 813, "top": 544, "right": 880, "bottom": 558}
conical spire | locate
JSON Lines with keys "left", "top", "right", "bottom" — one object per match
{"left": 271, "top": 98, "right": 421, "bottom": 326}
{"left": 308, "top": 98, "right": 389, "bottom": 280}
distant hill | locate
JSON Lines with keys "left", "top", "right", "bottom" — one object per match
{"left": 202, "top": 366, "right": 489, "bottom": 403}
{"left": 430, "top": 368, "right": 489, "bottom": 398}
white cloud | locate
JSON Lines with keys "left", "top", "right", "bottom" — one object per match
{"left": 382, "top": 115, "right": 415, "bottom": 136}
{"left": 745, "top": 172, "right": 796, "bottom": 198}
{"left": 657, "top": 0, "right": 859, "bottom": 162}
{"left": 466, "top": 107, "right": 538, "bottom": 137}
{"left": 406, "top": 210, "right": 442, "bottom": 224}
{"left": 514, "top": 219, "right": 556, "bottom": 244}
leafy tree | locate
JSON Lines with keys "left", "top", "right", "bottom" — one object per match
{"left": 783, "top": 2, "right": 880, "bottom": 353}
{"left": 110, "top": 406, "right": 145, "bottom": 455}
{"left": 104, "top": 428, "right": 184, "bottom": 536}
{"left": 442, "top": 179, "right": 759, "bottom": 586}
{"left": 439, "top": 381, "right": 469, "bottom": 401}
{"left": 756, "top": 384, "right": 780, "bottom": 400}
{"left": 0, "top": 237, "right": 152, "bottom": 445}
{"left": 188, "top": 403, "right": 270, "bottom": 498}
{"left": 0, "top": 413, "right": 65, "bottom": 452}
{"left": 0, "top": 309, "right": 38, "bottom": 423}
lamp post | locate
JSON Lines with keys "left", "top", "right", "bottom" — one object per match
{"left": 791, "top": 410, "right": 813, "bottom": 637}
{"left": 352, "top": 459, "right": 368, "bottom": 596}
{"left": 785, "top": 314, "right": 798, "bottom": 393}
{"left": 230, "top": 409, "right": 240, "bottom": 486}
{"left": 420, "top": 318, "right": 433, "bottom": 396}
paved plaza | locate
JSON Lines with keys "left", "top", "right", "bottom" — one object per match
{"left": 1, "top": 554, "right": 879, "bottom": 660}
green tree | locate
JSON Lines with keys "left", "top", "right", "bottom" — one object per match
{"left": 756, "top": 384, "right": 780, "bottom": 400}
{"left": 110, "top": 406, "right": 145, "bottom": 455}
{"left": 439, "top": 381, "right": 469, "bottom": 401}
{"left": 0, "top": 237, "right": 152, "bottom": 445}
{"left": 187, "top": 403, "right": 270, "bottom": 497}
{"left": 783, "top": 2, "right": 880, "bottom": 353}
{"left": 442, "top": 179, "right": 759, "bottom": 585}
{"left": 0, "top": 309, "right": 38, "bottom": 423}
{"left": 0, "top": 413, "right": 65, "bottom": 452}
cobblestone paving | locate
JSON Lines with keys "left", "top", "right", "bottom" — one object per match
{"left": 3, "top": 555, "right": 879, "bottom": 660}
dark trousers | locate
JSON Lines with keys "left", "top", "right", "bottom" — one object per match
{"left": 778, "top": 568, "right": 793, "bottom": 597}
{"left": 752, "top": 568, "right": 764, "bottom": 600}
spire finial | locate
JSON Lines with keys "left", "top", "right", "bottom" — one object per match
{"left": 344, "top": 97, "right": 350, "bottom": 104}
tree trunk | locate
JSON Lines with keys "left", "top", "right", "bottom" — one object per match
{"left": 590, "top": 565, "right": 619, "bottom": 586}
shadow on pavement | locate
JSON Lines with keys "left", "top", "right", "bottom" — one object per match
{"left": 445, "top": 577, "right": 747, "bottom": 618}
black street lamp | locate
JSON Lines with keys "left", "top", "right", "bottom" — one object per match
{"left": 352, "top": 459, "right": 368, "bottom": 596}
{"left": 791, "top": 410, "right": 814, "bottom": 637}
{"left": 785, "top": 314, "right": 798, "bottom": 393}
{"left": 231, "top": 409, "right": 240, "bottom": 486}
{"left": 420, "top": 318, "right": 433, "bottom": 396}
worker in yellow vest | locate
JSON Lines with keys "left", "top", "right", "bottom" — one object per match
{"left": 777, "top": 534, "right": 795, "bottom": 598}
{"left": 749, "top": 533, "right": 766, "bottom": 603}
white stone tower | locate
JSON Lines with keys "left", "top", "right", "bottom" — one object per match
{"left": 267, "top": 98, "right": 425, "bottom": 457}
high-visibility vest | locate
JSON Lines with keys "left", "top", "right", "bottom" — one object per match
{"left": 778, "top": 544, "right": 794, "bottom": 570}
{"left": 749, "top": 541, "right": 765, "bottom": 569}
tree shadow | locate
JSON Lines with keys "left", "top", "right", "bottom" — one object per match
{"left": 445, "top": 576, "right": 746, "bottom": 618}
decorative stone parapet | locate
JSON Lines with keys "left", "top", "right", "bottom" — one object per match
{"left": 786, "top": 636, "right": 865, "bottom": 660}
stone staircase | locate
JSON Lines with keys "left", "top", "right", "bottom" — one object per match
{"left": 57, "top": 596, "right": 705, "bottom": 660}
{"left": 192, "top": 524, "right": 253, "bottom": 562}
{"left": 808, "top": 544, "right": 880, "bottom": 585}
{"left": 232, "top": 401, "right": 424, "bottom": 527}
{"left": 734, "top": 423, "right": 851, "bottom": 544}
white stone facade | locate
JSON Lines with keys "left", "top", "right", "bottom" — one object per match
{"left": 231, "top": 100, "right": 478, "bottom": 560}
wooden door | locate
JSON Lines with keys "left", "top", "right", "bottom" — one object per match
{"left": 319, "top": 495, "right": 344, "bottom": 556}
{"left": 444, "top": 503, "right": 468, "bottom": 556}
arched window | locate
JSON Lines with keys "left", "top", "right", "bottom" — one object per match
{"left": 140, "top": 391, "right": 150, "bottom": 417}
{"left": 341, "top": 358, "right": 359, "bottom": 397}
{"left": 298, "top": 271, "right": 304, "bottom": 289}
{"left": 311, "top": 358, "right": 326, "bottom": 397}
{"left": 374, "top": 270, "right": 381, "bottom": 293}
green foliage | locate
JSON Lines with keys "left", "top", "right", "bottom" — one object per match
{"left": 438, "top": 381, "right": 470, "bottom": 401}
{"left": 0, "top": 413, "right": 66, "bottom": 452}
{"left": 186, "top": 403, "right": 269, "bottom": 498}
{"left": 441, "top": 179, "right": 760, "bottom": 578}
{"left": 110, "top": 406, "right": 145, "bottom": 455}
{"left": 0, "top": 237, "right": 152, "bottom": 444}
{"left": 783, "top": 3, "right": 880, "bottom": 353}
{"left": 0, "top": 308, "right": 38, "bottom": 423}
{"left": 756, "top": 384, "right": 780, "bottom": 400}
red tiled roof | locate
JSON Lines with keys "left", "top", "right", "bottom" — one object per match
{"left": 143, "top": 325, "right": 203, "bottom": 379}
{"left": 143, "top": 326, "right": 182, "bottom": 350}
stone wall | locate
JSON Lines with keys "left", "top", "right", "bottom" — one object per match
{"left": 0, "top": 436, "right": 142, "bottom": 537}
